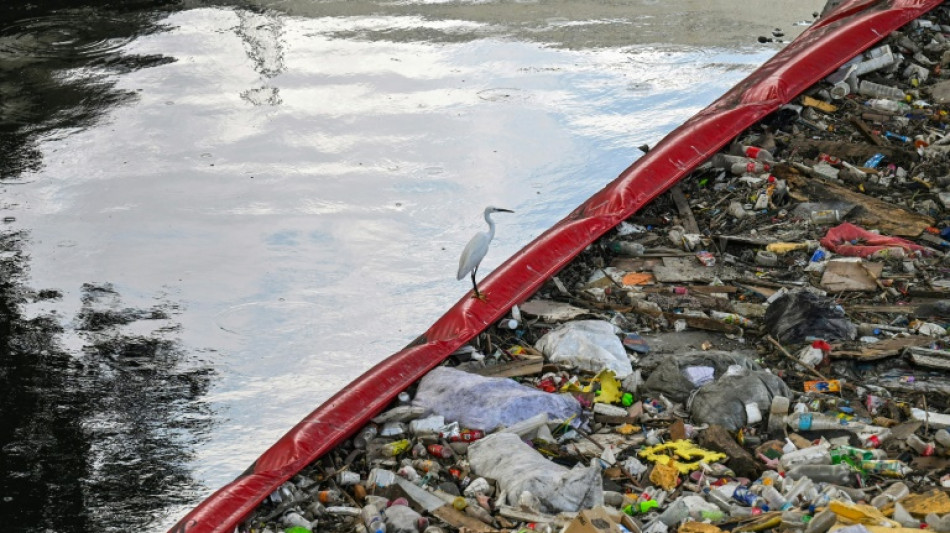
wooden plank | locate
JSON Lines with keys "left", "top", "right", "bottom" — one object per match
{"left": 663, "top": 313, "right": 742, "bottom": 334}
{"left": 670, "top": 183, "right": 700, "bottom": 234}
{"left": 432, "top": 506, "right": 497, "bottom": 533}
{"left": 778, "top": 165, "right": 933, "bottom": 237}
{"left": 832, "top": 337, "right": 933, "bottom": 361}
{"left": 849, "top": 117, "right": 884, "bottom": 146}
{"left": 471, "top": 358, "right": 544, "bottom": 378}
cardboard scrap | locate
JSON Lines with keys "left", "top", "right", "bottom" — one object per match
{"left": 520, "top": 299, "right": 589, "bottom": 322}
{"left": 622, "top": 272, "right": 655, "bottom": 286}
{"left": 563, "top": 506, "right": 624, "bottom": 533}
{"left": 820, "top": 260, "right": 883, "bottom": 292}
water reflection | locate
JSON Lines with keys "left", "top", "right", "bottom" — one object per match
{"left": 0, "top": 3, "right": 213, "bottom": 531}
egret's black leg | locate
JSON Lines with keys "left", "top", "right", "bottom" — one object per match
{"left": 470, "top": 267, "right": 481, "bottom": 299}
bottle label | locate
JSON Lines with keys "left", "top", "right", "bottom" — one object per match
{"left": 799, "top": 413, "right": 813, "bottom": 431}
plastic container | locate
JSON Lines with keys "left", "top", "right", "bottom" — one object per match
{"left": 870, "top": 482, "right": 910, "bottom": 508}
{"left": 831, "top": 445, "right": 886, "bottom": 463}
{"left": 756, "top": 250, "right": 779, "bottom": 267}
{"left": 732, "top": 486, "right": 762, "bottom": 507}
{"left": 381, "top": 439, "right": 411, "bottom": 457}
{"left": 810, "top": 210, "right": 840, "bottom": 225}
{"left": 731, "top": 161, "right": 770, "bottom": 175}
{"left": 785, "top": 464, "right": 854, "bottom": 485}
{"left": 852, "top": 47, "right": 896, "bottom": 76}
{"left": 861, "top": 428, "right": 893, "bottom": 449}
{"left": 858, "top": 80, "right": 906, "bottom": 100}
{"left": 782, "top": 476, "right": 814, "bottom": 506}
{"left": 739, "top": 146, "right": 775, "bottom": 161}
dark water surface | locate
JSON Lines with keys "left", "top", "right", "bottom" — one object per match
{"left": 0, "top": 1, "right": 823, "bottom": 530}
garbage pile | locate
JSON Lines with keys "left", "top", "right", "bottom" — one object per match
{"left": 242, "top": 6, "right": 950, "bottom": 533}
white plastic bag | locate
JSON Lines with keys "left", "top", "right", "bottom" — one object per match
{"left": 468, "top": 433, "right": 603, "bottom": 513}
{"left": 535, "top": 320, "right": 632, "bottom": 377}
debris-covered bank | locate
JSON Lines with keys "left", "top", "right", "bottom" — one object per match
{"left": 232, "top": 4, "right": 950, "bottom": 533}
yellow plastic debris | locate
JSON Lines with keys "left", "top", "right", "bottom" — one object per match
{"left": 649, "top": 462, "right": 679, "bottom": 490}
{"left": 615, "top": 423, "right": 641, "bottom": 435}
{"left": 638, "top": 440, "right": 727, "bottom": 474}
{"left": 828, "top": 501, "right": 899, "bottom": 528}
{"left": 766, "top": 241, "right": 815, "bottom": 254}
{"left": 802, "top": 95, "right": 838, "bottom": 113}
{"left": 587, "top": 370, "right": 623, "bottom": 404}
{"left": 899, "top": 490, "right": 950, "bottom": 517}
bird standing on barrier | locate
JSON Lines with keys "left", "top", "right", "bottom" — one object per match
{"left": 457, "top": 206, "right": 513, "bottom": 300}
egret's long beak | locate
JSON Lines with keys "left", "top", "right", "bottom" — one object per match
{"left": 497, "top": 208, "right": 514, "bottom": 213}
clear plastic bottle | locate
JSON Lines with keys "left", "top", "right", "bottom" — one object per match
{"left": 870, "top": 482, "right": 910, "bottom": 508}
{"left": 858, "top": 80, "right": 906, "bottom": 100}
{"left": 785, "top": 464, "right": 855, "bottom": 486}
{"left": 867, "top": 98, "right": 910, "bottom": 113}
{"left": 761, "top": 485, "right": 790, "bottom": 511}
{"left": 805, "top": 508, "right": 838, "bottom": 533}
{"left": 861, "top": 428, "right": 893, "bottom": 449}
{"left": 779, "top": 444, "right": 832, "bottom": 470}
{"left": 788, "top": 412, "right": 858, "bottom": 432}
{"left": 782, "top": 477, "right": 814, "bottom": 506}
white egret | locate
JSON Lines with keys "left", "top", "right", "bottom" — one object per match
{"left": 457, "top": 206, "right": 514, "bottom": 299}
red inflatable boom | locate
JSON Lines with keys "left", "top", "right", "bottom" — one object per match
{"left": 170, "top": 1, "right": 944, "bottom": 531}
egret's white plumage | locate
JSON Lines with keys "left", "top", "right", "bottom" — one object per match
{"left": 457, "top": 206, "right": 513, "bottom": 298}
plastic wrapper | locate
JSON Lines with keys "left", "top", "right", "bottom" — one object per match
{"left": 688, "top": 371, "right": 791, "bottom": 432}
{"left": 820, "top": 222, "right": 931, "bottom": 258}
{"left": 468, "top": 432, "right": 603, "bottom": 513}
{"left": 764, "top": 289, "right": 856, "bottom": 344}
{"left": 640, "top": 351, "right": 760, "bottom": 403}
{"left": 412, "top": 367, "right": 581, "bottom": 432}
{"left": 535, "top": 320, "right": 633, "bottom": 377}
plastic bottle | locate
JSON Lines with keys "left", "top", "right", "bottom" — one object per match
{"left": 861, "top": 428, "right": 893, "bottom": 449}
{"left": 810, "top": 210, "right": 840, "bottom": 225}
{"left": 709, "top": 311, "right": 754, "bottom": 328}
{"left": 738, "top": 145, "right": 775, "bottom": 161}
{"left": 936, "top": 429, "right": 950, "bottom": 448}
{"left": 732, "top": 486, "right": 763, "bottom": 507}
{"left": 853, "top": 47, "right": 896, "bottom": 76}
{"left": 785, "top": 464, "right": 854, "bottom": 486}
{"left": 870, "top": 482, "right": 910, "bottom": 508}
{"left": 805, "top": 508, "right": 838, "bottom": 533}
{"left": 785, "top": 477, "right": 815, "bottom": 505}
{"left": 381, "top": 439, "right": 411, "bottom": 457}
{"left": 385, "top": 501, "right": 427, "bottom": 533}
{"left": 779, "top": 444, "right": 832, "bottom": 470}
{"left": 761, "top": 485, "right": 790, "bottom": 511}
{"left": 789, "top": 412, "right": 864, "bottom": 432}
{"left": 866, "top": 98, "right": 910, "bottom": 113}
{"left": 858, "top": 80, "right": 906, "bottom": 100}
{"left": 361, "top": 504, "right": 387, "bottom": 533}
{"left": 608, "top": 241, "right": 646, "bottom": 256}
{"left": 316, "top": 489, "right": 344, "bottom": 504}
{"left": 426, "top": 444, "right": 452, "bottom": 459}
{"left": 831, "top": 445, "right": 886, "bottom": 463}
{"left": 731, "top": 161, "right": 770, "bottom": 175}
{"left": 906, "top": 434, "right": 935, "bottom": 456}
{"left": 860, "top": 459, "right": 912, "bottom": 478}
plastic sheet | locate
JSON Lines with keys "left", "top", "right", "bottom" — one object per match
{"left": 820, "top": 222, "right": 932, "bottom": 258}
{"left": 169, "top": 2, "right": 945, "bottom": 531}
{"left": 411, "top": 366, "right": 581, "bottom": 432}
{"left": 688, "top": 371, "right": 791, "bottom": 432}
{"left": 764, "top": 289, "right": 857, "bottom": 344}
{"left": 468, "top": 432, "right": 604, "bottom": 513}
